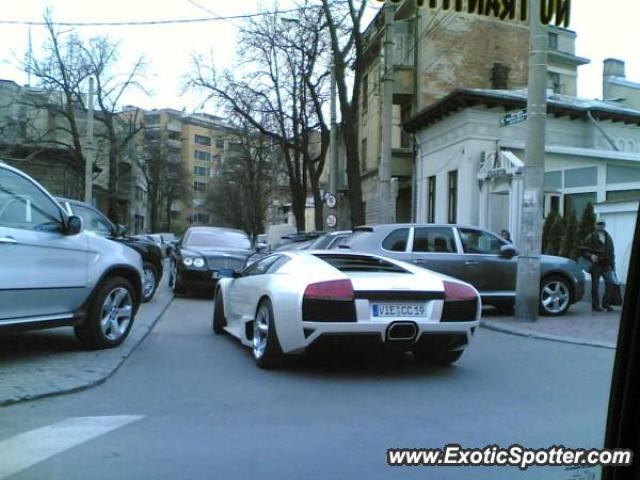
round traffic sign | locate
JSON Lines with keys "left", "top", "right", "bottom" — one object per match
{"left": 325, "top": 193, "right": 337, "bottom": 209}
{"left": 325, "top": 214, "right": 337, "bottom": 228}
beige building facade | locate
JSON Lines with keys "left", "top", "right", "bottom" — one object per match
{"left": 354, "top": 1, "right": 588, "bottom": 225}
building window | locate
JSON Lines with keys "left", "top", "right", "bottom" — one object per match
{"left": 607, "top": 165, "right": 640, "bottom": 184}
{"left": 564, "top": 167, "right": 597, "bottom": 188}
{"left": 362, "top": 74, "right": 369, "bottom": 114}
{"left": 548, "top": 32, "right": 559, "bottom": 50}
{"left": 564, "top": 192, "right": 596, "bottom": 219}
{"left": 193, "top": 181, "right": 208, "bottom": 192}
{"left": 548, "top": 72, "right": 563, "bottom": 94}
{"left": 194, "top": 150, "right": 211, "bottom": 161}
{"left": 427, "top": 175, "right": 436, "bottom": 223}
{"left": 361, "top": 138, "right": 367, "bottom": 172}
{"left": 606, "top": 190, "right": 640, "bottom": 202}
{"left": 447, "top": 170, "right": 458, "bottom": 224}
{"left": 215, "top": 138, "right": 225, "bottom": 149}
{"left": 193, "top": 166, "right": 211, "bottom": 177}
{"left": 194, "top": 134, "right": 211, "bottom": 146}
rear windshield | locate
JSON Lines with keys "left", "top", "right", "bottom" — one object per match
{"left": 314, "top": 254, "right": 409, "bottom": 273}
{"left": 184, "top": 230, "right": 251, "bottom": 249}
{"left": 339, "top": 230, "right": 369, "bottom": 248}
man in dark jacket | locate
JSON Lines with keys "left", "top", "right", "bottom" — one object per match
{"left": 582, "top": 220, "right": 616, "bottom": 311}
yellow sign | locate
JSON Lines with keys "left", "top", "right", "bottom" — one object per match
{"left": 376, "top": 0, "right": 571, "bottom": 28}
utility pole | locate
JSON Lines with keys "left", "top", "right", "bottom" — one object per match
{"left": 378, "top": 3, "right": 395, "bottom": 224}
{"left": 328, "top": 64, "right": 339, "bottom": 230}
{"left": 515, "top": 0, "right": 548, "bottom": 322}
{"left": 84, "top": 77, "right": 95, "bottom": 204}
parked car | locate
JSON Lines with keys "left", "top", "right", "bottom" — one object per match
{"left": 0, "top": 162, "right": 143, "bottom": 349}
{"left": 306, "top": 230, "right": 352, "bottom": 250}
{"left": 212, "top": 251, "right": 480, "bottom": 369}
{"left": 274, "top": 231, "right": 324, "bottom": 249}
{"left": 339, "top": 224, "right": 585, "bottom": 316}
{"left": 57, "top": 198, "right": 164, "bottom": 303}
{"left": 169, "top": 226, "right": 254, "bottom": 295}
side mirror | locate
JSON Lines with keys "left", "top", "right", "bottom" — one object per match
{"left": 65, "top": 215, "right": 83, "bottom": 236}
{"left": 115, "top": 224, "right": 128, "bottom": 237}
{"left": 500, "top": 244, "right": 518, "bottom": 259}
{"left": 217, "top": 268, "right": 239, "bottom": 279}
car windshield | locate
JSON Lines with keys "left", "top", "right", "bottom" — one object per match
{"left": 184, "top": 230, "right": 251, "bottom": 249}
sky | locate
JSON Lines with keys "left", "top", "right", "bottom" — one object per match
{"left": 0, "top": 0, "right": 639, "bottom": 113}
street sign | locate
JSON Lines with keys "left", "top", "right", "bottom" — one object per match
{"left": 325, "top": 193, "right": 337, "bottom": 209}
{"left": 500, "top": 109, "right": 528, "bottom": 127}
{"left": 325, "top": 214, "right": 337, "bottom": 229}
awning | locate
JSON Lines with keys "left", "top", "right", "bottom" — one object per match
{"left": 478, "top": 150, "right": 524, "bottom": 181}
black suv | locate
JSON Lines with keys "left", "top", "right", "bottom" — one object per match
{"left": 57, "top": 198, "right": 164, "bottom": 302}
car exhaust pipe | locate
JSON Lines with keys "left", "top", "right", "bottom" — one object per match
{"left": 386, "top": 322, "right": 418, "bottom": 342}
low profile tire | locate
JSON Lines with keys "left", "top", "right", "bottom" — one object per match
{"left": 212, "top": 288, "right": 226, "bottom": 334}
{"left": 74, "top": 277, "right": 136, "bottom": 350}
{"left": 141, "top": 262, "right": 159, "bottom": 303}
{"left": 413, "top": 346, "right": 464, "bottom": 366}
{"left": 252, "top": 299, "right": 285, "bottom": 369}
{"left": 539, "top": 275, "right": 571, "bottom": 317}
{"left": 170, "top": 261, "right": 186, "bottom": 296}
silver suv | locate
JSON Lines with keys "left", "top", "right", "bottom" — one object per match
{"left": 0, "top": 162, "right": 144, "bottom": 349}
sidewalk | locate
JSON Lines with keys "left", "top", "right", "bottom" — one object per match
{"left": 481, "top": 301, "right": 621, "bottom": 349}
{"left": 0, "top": 280, "right": 173, "bottom": 407}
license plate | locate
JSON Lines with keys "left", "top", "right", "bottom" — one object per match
{"left": 372, "top": 304, "right": 426, "bottom": 318}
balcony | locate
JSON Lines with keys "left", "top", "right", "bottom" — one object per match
{"left": 166, "top": 139, "right": 182, "bottom": 150}
{"left": 391, "top": 148, "right": 413, "bottom": 177}
{"left": 393, "top": 66, "right": 415, "bottom": 103}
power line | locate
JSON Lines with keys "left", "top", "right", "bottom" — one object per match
{"left": 0, "top": 6, "right": 325, "bottom": 27}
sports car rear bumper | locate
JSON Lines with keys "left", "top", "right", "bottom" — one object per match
{"left": 295, "top": 319, "right": 479, "bottom": 354}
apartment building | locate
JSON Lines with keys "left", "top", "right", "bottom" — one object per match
{"left": 352, "top": 1, "right": 589, "bottom": 224}
{"left": 139, "top": 108, "right": 242, "bottom": 231}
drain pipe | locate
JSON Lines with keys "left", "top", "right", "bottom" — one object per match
{"left": 587, "top": 110, "right": 620, "bottom": 151}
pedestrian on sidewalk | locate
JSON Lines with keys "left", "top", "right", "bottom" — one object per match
{"left": 581, "top": 220, "right": 617, "bottom": 312}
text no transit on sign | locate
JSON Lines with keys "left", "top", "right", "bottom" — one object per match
{"left": 500, "top": 109, "right": 528, "bottom": 127}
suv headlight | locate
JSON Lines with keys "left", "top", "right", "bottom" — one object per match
{"left": 183, "top": 257, "right": 194, "bottom": 266}
{"left": 194, "top": 258, "right": 205, "bottom": 268}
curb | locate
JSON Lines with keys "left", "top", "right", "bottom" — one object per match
{"left": 0, "top": 292, "right": 174, "bottom": 408}
{"left": 480, "top": 320, "right": 617, "bottom": 350}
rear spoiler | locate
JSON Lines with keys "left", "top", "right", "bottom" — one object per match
{"left": 353, "top": 226, "right": 374, "bottom": 232}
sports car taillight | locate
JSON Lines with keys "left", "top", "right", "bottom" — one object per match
{"left": 443, "top": 281, "right": 477, "bottom": 301}
{"left": 441, "top": 281, "right": 479, "bottom": 322}
{"left": 302, "top": 280, "right": 356, "bottom": 322}
{"left": 304, "top": 280, "right": 354, "bottom": 301}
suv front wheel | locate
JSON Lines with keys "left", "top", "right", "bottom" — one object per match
{"left": 75, "top": 277, "right": 136, "bottom": 349}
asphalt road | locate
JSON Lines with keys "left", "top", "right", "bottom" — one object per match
{"left": 0, "top": 290, "right": 616, "bottom": 480}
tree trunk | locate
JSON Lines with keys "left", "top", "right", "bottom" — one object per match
{"left": 309, "top": 172, "right": 324, "bottom": 231}
{"left": 342, "top": 118, "right": 365, "bottom": 226}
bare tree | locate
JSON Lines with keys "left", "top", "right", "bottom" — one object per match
{"left": 81, "top": 37, "right": 146, "bottom": 224}
{"left": 191, "top": 2, "right": 330, "bottom": 231}
{"left": 320, "top": 0, "right": 368, "bottom": 226}
{"left": 23, "top": 10, "right": 92, "bottom": 192}
{"left": 206, "top": 122, "right": 273, "bottom": 238}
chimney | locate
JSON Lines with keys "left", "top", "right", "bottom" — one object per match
{"left": 604, "top": 58, "right": 626, "bottom": 79}
{"left": 491, "top": 63, "right": 511, "bottom": 90}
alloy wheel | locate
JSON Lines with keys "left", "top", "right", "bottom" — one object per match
{"left": 100, "top": 287, "right": 133, "bottom": 341}
{"left": 253, "top": 305, "right": 270, "bottom": 359}
{"left": 142, "top": 267, "right": 156, "bottom": 299}
{"left": 541, "top": 280, "right": 570, "bottom": 315}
